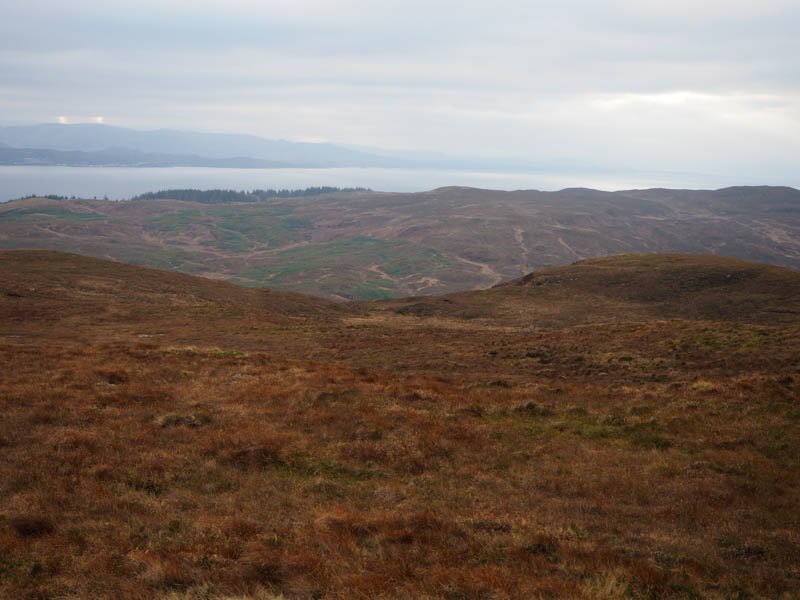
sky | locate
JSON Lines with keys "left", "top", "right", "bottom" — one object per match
{"left": 1, "top": 0, "right": 799, "bottom": 180}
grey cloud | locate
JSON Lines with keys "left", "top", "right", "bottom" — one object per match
{"left": 1, "top": 0, "right": 798, "bottom": 182}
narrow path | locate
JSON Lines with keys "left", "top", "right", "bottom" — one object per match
{"left": 366, "top": 264, "right": 394, "bottom": 281}
{"left": 514, "top": 227, "right": 530, "bottom": 273}
{"left": 455, "top": 256, "right": 505, "bottom": 286}
{"left": 557, "top": 236, "right": 581, "bottom": 259}
{"left": 35, "top": 225, "right": 69, "bottom": 238}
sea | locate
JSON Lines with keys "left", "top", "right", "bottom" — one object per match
{"left": 1, "top": 166, "right": 795, "bottom": 202}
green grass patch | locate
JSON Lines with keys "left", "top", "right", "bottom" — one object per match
{"left": 233, "top": 236, "right": 450, "bottom": 298}
{"left": 200, "top": 225, "right": 253, "bottom": 253}
{"left": 207, "top": 207, "right": 309, "bottom": 248}
{"left": 148, "top": 209, "right": 204, "bottom": 232}
{"left": 672, "top": 327, "right": 774, "bottom": 353}
{"left": 622, "top": 421, "right": 673, "bottom": 449}
{"left": 280, "top": 216, "right": 313, "bottom": 230}
{"left": 113, "top": 247, "right": 189, "bottom": 271}
{"left": 545, "top": 408, "right": 673, "bottom": 450}
{"left": 0, "top": 207, "right": 108, "bottom": 222}
{"left": 147, "top": 206, "right": 306, "bottom": 248}
{"left": 329, "top": 279, "right": 398, "bottom": 300}
{"left": 207, "top": 206, "right": 295, "bottom": 218}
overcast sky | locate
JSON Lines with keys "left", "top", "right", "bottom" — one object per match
{"left": 2, "top": 0, "right": 798, "bottom": 179}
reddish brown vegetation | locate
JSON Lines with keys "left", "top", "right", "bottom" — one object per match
{"left": 1, "top": 251, "right": 798, "bottom": 599}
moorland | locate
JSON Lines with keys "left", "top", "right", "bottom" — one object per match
{"left": 1, "top": 250, "right": 799, "bottom": 599}
{"left": 1, "top": 185, "right": 799, "bottom": 299}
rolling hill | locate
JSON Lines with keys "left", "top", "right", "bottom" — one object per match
{"left": 378, "top": 253, "right": 800, "bottom": 327}
{"left": 1, "top": 185, "right": 799, "bottom": 300}
{"left": 1, "top": 250, "right": 799, "bottom": 599}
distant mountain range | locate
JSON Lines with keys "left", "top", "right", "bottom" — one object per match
{"left": 0, "top": 144, "right": 298, "bottom": 168}
{"left": 0, "top": 123, "right": 591, "bottom": 172}
{"left": 0, "top": 123, "right": 432, "bottom": 169}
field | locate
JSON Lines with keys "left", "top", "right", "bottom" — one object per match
{"left": 1, "top": 251, "right": 799, "bottom": 599}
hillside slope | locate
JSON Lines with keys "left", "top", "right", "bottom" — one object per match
{"left": 0, "top": 250, "right": 349, "bottom": 348}
{"left": 1, "top": 251, "right": 799, "bottom": 599}
{"left": 2, "top": 185, "right": 799, "bottom": 299}
{"left": 375, "top": 253, "right": 800, "bottom": 327}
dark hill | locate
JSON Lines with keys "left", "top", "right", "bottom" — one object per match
{"left": 511, "top": 253, "right": 800, "bottom": 322}
{"left": 377, "top": 253, "right": 800, "bottom": 327}
{"left": 0, "top": 250, "right": 349, "bottom": 347}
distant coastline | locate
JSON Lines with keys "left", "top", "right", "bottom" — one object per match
{"left": 0, "top": 145, "right": 295, "bottom": 169}
{"left": 3, "top": 165, "right": 798, "bottom": 203}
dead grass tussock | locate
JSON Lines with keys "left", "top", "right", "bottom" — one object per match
{"left": 160, "top": 586, "right": 288, "bottom": 600}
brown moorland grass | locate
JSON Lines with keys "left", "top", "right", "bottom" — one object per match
{"left": 0, "top": 250, "right": 799, "bottom": 599}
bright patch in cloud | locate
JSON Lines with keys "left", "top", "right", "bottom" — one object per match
{"left": 2, "top": 0, "right": 797, "bottom": 183}
{"left": 589, "top": 92, "right": 719, "bottom": 111}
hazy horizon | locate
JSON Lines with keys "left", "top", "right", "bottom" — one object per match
{"left": 3, "top": 164, "right": 799, "bottom": 203}
{"left": 1, "top": 1, "right": 798, "bottom": 186}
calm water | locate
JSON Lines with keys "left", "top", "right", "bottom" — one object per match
{"left": 0, "top": 166, "right": 793, "bottom": 202}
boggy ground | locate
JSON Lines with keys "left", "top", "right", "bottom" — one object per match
{"left": 1, "top": 251, "right": 799, "bottom": 599}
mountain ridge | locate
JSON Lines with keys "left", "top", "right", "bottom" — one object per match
{"left": 0, "top": 123, "right": 422, "bottom": 168}
{"left": 0, "top": 144, "right": 295, "bottom": 168}
{"left": 1, "top": 185, "right": 797, "bottom": 299}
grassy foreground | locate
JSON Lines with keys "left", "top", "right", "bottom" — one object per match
{"left": 1, "top": 251, "right": 799, "bottom": 599}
